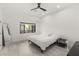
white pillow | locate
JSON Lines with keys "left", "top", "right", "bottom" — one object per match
{"left": 48, "top": 33, "right": 53, "bottom": 37}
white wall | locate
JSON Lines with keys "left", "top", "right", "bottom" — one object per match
{"left": 2, "top": 4, "right": 79, "bottom": 44}
{"left": 41, "top": 7, "right": 79, "bottom": 42}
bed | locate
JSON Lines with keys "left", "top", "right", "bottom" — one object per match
{"left": 27, "top": 33, "right": 59, "bottom": 52}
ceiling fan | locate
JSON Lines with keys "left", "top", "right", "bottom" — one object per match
{"left": 31, "top": 3, "right": 47, "bottom": 11}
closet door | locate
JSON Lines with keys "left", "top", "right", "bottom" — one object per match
{"left": 0, "top": 22, "right": 2, "bottom": 46}
{"left": 0, "top": 8, "right": 3, "bottom": 46}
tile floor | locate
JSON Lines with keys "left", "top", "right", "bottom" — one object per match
{"left": 0, "top": 40, "right": 72, "bottom": 56}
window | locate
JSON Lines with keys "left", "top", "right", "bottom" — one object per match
{"left": 20, "top": 22, "right": 36, "bottom": 33}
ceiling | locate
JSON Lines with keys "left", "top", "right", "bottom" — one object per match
{"left": 0, "top": 3, "right": 79, "bottom": 18}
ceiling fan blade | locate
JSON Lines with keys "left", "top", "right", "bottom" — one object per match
{"left": 40, "top": 7, "right": 46, "bottom": 11}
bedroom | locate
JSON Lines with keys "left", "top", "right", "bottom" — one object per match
{"left": 0, "top": 3, "right": 79, "bottom": 56}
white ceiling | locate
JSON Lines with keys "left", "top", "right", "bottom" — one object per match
{"left": 0, "top": 3, "right": 79, "bottom": 18}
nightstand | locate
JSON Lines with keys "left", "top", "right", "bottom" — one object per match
{"left": 56, "top": 38, "right": 68, "bottom": 48}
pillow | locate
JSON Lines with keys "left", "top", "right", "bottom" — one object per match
{"left": 48, "top": 33, "right": 53, "bottom": 37}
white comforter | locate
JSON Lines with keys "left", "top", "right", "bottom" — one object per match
{"left": 28, "top": 34, "right": 59, "bottom": 50}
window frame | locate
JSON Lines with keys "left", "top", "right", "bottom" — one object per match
{"left": 20, "top": 22, "right": 36, "bottom": 34}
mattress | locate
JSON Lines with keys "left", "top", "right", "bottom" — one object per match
{"left": 28, "top": 34, "right": 59, "bottom": 50}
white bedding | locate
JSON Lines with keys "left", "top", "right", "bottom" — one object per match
{"left": 28, "top": 34, "right": 59, "bottom": 50}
